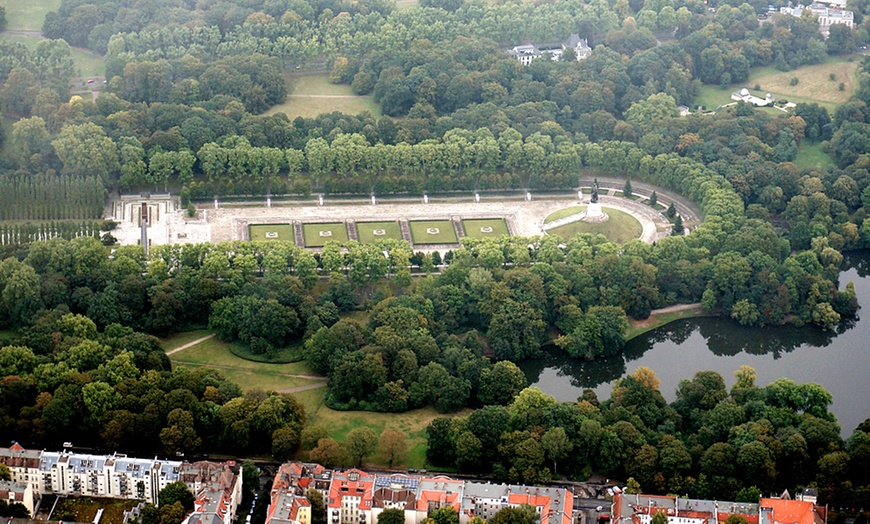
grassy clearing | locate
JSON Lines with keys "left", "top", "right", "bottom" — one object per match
{"left": 296, "top": 386, "right": 467, "bottom": 469}
{"left": 265, "top": 73, "right": 381, "bottom": 119}
{"left": 159, "top": 329, "right": 212, "bottom": 351}
{"left": 0, "top": 33, "right": 104, "bottom": 77}
{"left": 169, "top": 336, "right": 320, "bottom": 392}
{"left": 794, "top": 141, "right": 835, "bottom": 170}
{"left": 548, "top": 207, "right": 642, "bottom": 244}
{"left": 752, "top": 58, "right": 858, "bottom": 104}
{"left": 625, "top": 304, "right": 711, "bottom": 340}
{"left": 303, "top": 222, "right": 348, "bottom": 247}
{"left": 229, "top": 341, "right": 304, "bottom": 363}
{"left": 250, "top": 223, "right": 295, "bottom": 242}
{"left": 356, "top": 221, "right": 403, "bottom": 243}
{"left": 544, "top": 205, "right": 585, "bottom": 224}
{"left": 462, "top": 218, "right": 510, "bottom": 239}
{"left": 0, "top": 0, "right": 60, "bottom": 31}
{"left": 54, "top": 497, "right": 138, "bottom": 524}
{"left": 694, "top": 57, "right": 858, "bottom": 113}
{"left": 409, "top": 220, "right": 457, "bottom": 244}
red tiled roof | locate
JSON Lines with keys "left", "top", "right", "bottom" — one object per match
{"left": 761, "top": 499, "right": 816, "bottom": 524}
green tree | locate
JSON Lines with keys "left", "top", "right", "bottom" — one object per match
{"left": 52, "top": 123, "right": 119, "bottom": 182}
{"left": 478, "top": 361, "right": 527, "bottom": 405}
{"left": 431, "top": 506, "right": 460, "bottom": 524}
{"left": 301, "top": 425, "right": 329, "bottom": 450}
{"left": 307, "top": 489, "right": 326, "bottom": 524}
{"left": 540, "top": 426, "right": 573, "bottom": 475}
{"left": 379, "top": 509, "right": 405, "bottom": 524}
{"left": 652, "top": 511, "right": 668, "bottom": 524}
{"left": 0, "top": 464, "right": 10, "bottom": 481}
{"left": 346, "top": 427, "right": 378, "bottom": 467}
{"left": 672, "top": 214, "right": 684, "bottom": 235}
{"left": 489, "top": 505, "right": 538, "bottom": 524}
{"left": 272, "top": 426, "right": 301, "bottom": 461}
{"left": 623, "top": 178, "right": 633, "bottom": 198}
{"left": 454, "top": 430, "right": 483, "bottom": 471}
{"left": 158, "top": 482, "right": 194, "bottom": 510}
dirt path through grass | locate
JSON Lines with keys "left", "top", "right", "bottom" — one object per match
{"left": 164, "top": 333, "right": 216, "bottom": 355}
{"left": 170, "top": 359, "right": 323, "bottom": 380}
{"left": 278, "top": 382, "right": 327, "bottom": 393}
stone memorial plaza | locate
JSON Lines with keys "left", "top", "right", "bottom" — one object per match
{"left": 111, "top": 182, "right": 700, "bottom": 250}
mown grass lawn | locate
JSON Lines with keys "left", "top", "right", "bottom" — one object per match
{"left": 265, "top": 73, "right": 381, "bottom": 119}
{"left": 303, "top": 222, "right": 348, "bottom": 247}
{"left": 461, "top": 218, "right": 510, "bottom": 239}
{"left": 409, "top": 220, "right": 457, "bottom": 244}
{"left": 794, "top": 141, "right": 835, "bottom": 170}
{"left": 544, "top": 205, "right": 586, "bottom": 224}
{"left": 694, "top": 56, "right": 858, "bottom": 113}
{"left": 167, "top": 335, "right": 320, "bottom": 392}
{"left": 356, "top": 221, "right": 403, "bottom": 243}
{"left": 249, "top": 223, "right": 295, "bottom": 242}
{"left": 547, "top": 207, "right": 642, "bottom": 244}
{"left": 159, "top": 329, "right": 212, "bottom": 351}
{"left": 625, "top": 304, "right": 712, "bottom": 340}
{"left": 294, "top": 387, "right": 468, "bottom": 469}
{"left": 0, "top": 0, "right": 60, "bottom": 31}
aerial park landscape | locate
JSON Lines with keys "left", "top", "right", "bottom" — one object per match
{"left": 1, "top": 0, "right": 870, "bottom": 521}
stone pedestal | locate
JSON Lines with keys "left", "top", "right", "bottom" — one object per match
{"left": 587, "top": 202, "right": 603, "bottom": 217}
{"left": 582, "top": 202, "right": 609, "bottom": 223}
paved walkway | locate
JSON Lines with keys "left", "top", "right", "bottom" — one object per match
{"left": 165, "top": 333, "right": 216, "bottom": 355}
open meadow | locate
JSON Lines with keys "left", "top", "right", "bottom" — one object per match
{"left": 0, "top": 0, "right": 60, "bottom": 31}
{"left": 162, "top": 330, "right": 449, "bottom": 469}
{"left": 694, "top": 56, "right": 859, "bottom": 113}
{"left": 794, "top": 141, "right": 835, "bottom": 170}
{"left": 293, "top": 387, "right": 467, "bottom": 469}
{"left": 265, "top": 73, "right": 381, "bottom": 119}
{"left": 163, "top": 333, "right": 322, "bottom": 392}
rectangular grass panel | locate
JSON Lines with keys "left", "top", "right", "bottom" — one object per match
{"left": 462, "top": 218, "right": 510, "bottom": 239}
{"left": 356, "top": 221, "right": 403, "bottom": 244}
{"left": 249, "top": 224, "right": 294, "bottom": 241}
{"left": 303, "top": 222, "right": 349, "bottom": 247}
{"left": 409, "top": 220, "right": 458, "bottom": 245}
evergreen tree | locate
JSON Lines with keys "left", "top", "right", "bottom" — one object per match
{"left": 672, "top": 214, "right": 684, "bottom": 235}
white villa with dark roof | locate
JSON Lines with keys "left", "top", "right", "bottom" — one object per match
{"left": 508, "top": 34, "right": 591, "bottom": 65}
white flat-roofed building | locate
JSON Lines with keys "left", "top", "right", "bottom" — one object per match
{"left": 36, "top": 450, "right": 181, "bottom": 504}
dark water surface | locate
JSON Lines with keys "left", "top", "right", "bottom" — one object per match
{"left": 519, "top": 251, "right": 870, "bottom": 436}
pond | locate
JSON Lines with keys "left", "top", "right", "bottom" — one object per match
{"left": 519, "top": 250, "right": 870, "bottom": 436}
